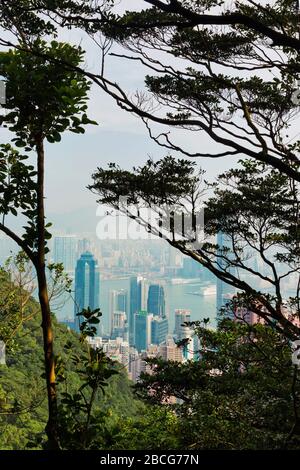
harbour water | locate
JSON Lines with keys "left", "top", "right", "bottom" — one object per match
{"left": 98, "top": 278, "right": 217, "bottom": 334}
{"left": 56, "top": 277, "right": 217, "bottom": 334}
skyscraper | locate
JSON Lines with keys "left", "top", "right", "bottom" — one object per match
{"left": 74, "top": 251, "right": 100, "bottom": 331}
{"left": 111, "top": 311, "right": 127, "bottom": 340}
{"left": 173, "top": 309, "right": 194, "bottom": 361}
{"left": 109, "top": 289, "right": 128, "bottom": 338}
{"left": 151, "top": 316, "right": 169, "bottom": 345}
{"left": 174, "top": 309, "right": 191, "bottom": 340}
{"left": 53, "top": 235, "right": 78, "bottom": 273}
{"left": 115, "top": 289, "right": 127, "bottom": 312}
{"left": 78, "top": 238, "right": 92, "bottom": 256}
{"left": 134, "top": 310, "right": 153, "bottom": 352}
{"left": 182, "top": 257, "right": 202, "bottom": 278}
{"left": 110, "top": 289, "right": 128, "bottom": 333}
{"left": 129, "top": 276, "right": 145, "bottom": 346}
{"left": 147, "top": 284, "right": 165, "bottom": 317}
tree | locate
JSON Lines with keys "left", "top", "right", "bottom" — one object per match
{"left": 108, "top": 406, "right": 180, "bottom": 450}
{"left": 135, "top": 318, "right": 300, "bottom": 449}
{"left": 56, "top": 308, "right": 119, "bottom": 450}
{"left": 96, "top": 0, "right": 300, "bottom": 181}
{"left": 0, "top": 253, "right": 72, "bottom": 353}
{"left": 89, "top": 156, "right": 300, "bottom": 339}
{"left": 0, "top": 269, "right": 143, "bottom": 450}
{"left": 0, "top": 39, "right": 96, "bottom": 448}
{"left": 2, "top": 1, "right": 298, "bottom": 178}
{"left": 1, "top": 3, "right": 298, "bottom": 322}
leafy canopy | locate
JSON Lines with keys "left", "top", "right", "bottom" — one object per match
{"left": 0, "top": 39, "right": 97, "bottom": 148}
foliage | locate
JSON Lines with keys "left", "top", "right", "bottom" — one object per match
{"left": 0, "top": 274, "right": 144, "bottom": 450}
{"left": 108, "top": 406, "right": 181, "bottom": 450}
{"left": 0, "top": 35, "right": 97, "bottom": 448}
{"left": 0, "top": 253, "right": 72, "bottom": 353}
{"left": 0, "top": 1, "right": 109, "bottom": 38}
{"left": 0, "top": 2, "right": 299, "bottom": 179}
{"left": 0, "top": 39, "right": 96, "bottom": 148}
{"left": 135, "top": 319, "right": 300, "bottom": 450}
{"left": 0, "top": 144, "right": 37, "bottom": 220}
{"left": 0, "top": 38, "right": 96, "bottom": 256}
{"left": 90, "top": 156, "right": 300, "bottom": 339}
{"left": 90, "top": 156, "right": 202, "bottom": 207}
{"left": 96, "top": 0, "right": 300, "bottom": 179}
{"left": 0, "top": 0, "right": 299, "bottom": 451}
{"left": 56, "top": 308, "right": 118, "bottom": 450}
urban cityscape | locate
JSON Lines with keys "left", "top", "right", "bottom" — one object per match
{"left": 0, "top": 232, "right": 219, "bottom": 382}
{"left": 1, "top": 228, "right": 297, "bottom": 384}
{"left": 0, "top": 0, "right": 299, "bottom": 454}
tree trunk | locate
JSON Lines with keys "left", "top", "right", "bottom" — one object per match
{"left": 36, "top": 135, "right": 60, "bottom": 449}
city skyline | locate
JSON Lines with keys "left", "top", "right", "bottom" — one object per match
{"left": 0, "top": 226, "right": 297, "bottom": 384}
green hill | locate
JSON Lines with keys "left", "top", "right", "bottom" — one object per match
{"left": 0, "top": 272, "right": 143, "bottom": 450}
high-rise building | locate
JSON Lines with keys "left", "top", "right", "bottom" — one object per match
{"left": 74, "top": 251, "right": 100, "bottom": 330}
{"left": 216, "top": 232, "right": 225, "bottom": 314}
{"left": 110, "top": 289, "right": 127, "bottom": 333}
{"left": 181, "top": 257, "right": 201, "bottom": 278}
{"left": 53, "top": 235, "right": 78, "bottom": 273}
{"left": 159, "top": 335, "right": 183, "bottom": 362}
{"left": 147, "top": 284, "right": 165, "bottom": 317}
{"left": 169, "top": 245, "right": 183, "bottom": 268}
{"left": 88, "top": 337, "right": 131, "bottom": 374}
{"left": 78, "top": 238, "right": 92, "bottom": 256}
{"left": 129, "top": 276, "right": 146, "bottom": 346}
{"left": 115, "top": 289, "right": 127, "bottom": 312}
{"left": 151, "top": 316, "right": 169, "bottom": 345}
{"left": 140, "top": 278, "right": 148, "bottom": 311}
{"left": 134, "top": 310, "right": 153, "bottom": 352}
{"left": 173, "top": 309, "right": 194, "bottom": 360}
{"left": 181, "top": 256, "right": 215, "bottom": 282}
{"left": 174, "top": 309, "right": 191, "bottom": 340}
{"left": 111, "top": 310, "right": 127, "bottom": 340}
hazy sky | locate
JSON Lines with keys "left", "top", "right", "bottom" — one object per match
{"left": 41, "top": 14, "right": 239, "bottom": 221}
{"left": 2, "top": 1, "right": 299, "bottom": 239}
{"left": 0, "top": 1, "right": 248, "bottom": 235}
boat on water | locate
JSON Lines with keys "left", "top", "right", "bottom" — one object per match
{"left": 169, "top": 278, "right": 199, "bottom": 285}
{"left": 186, "top": 285, "right": 216, "bottom": 296}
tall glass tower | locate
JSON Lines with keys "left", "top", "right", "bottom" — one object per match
{"left": 129, "top": 277, "right": 142, "bottom": 346}
{"left": 74, "top": 251, "right": 100, "bottom": 331}
{"left": 147, "top": 284, "right": 165, "bottom": 318}
{"left": 134, "top": 310, "right": 153, "bottom": 352}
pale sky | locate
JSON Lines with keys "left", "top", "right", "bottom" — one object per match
{"left": 0, "top": 0, "right": 276, "bottom": 234}
{"left": 41, "top": 12, "right": 240, "bottom": 222}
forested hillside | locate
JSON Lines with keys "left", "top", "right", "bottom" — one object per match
{"left": 0, "top": 270, "right": 154, "bottom": 449}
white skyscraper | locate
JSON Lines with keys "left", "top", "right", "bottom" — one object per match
{"left": 174, "top": 309, "right": 191, "bottom": 340}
